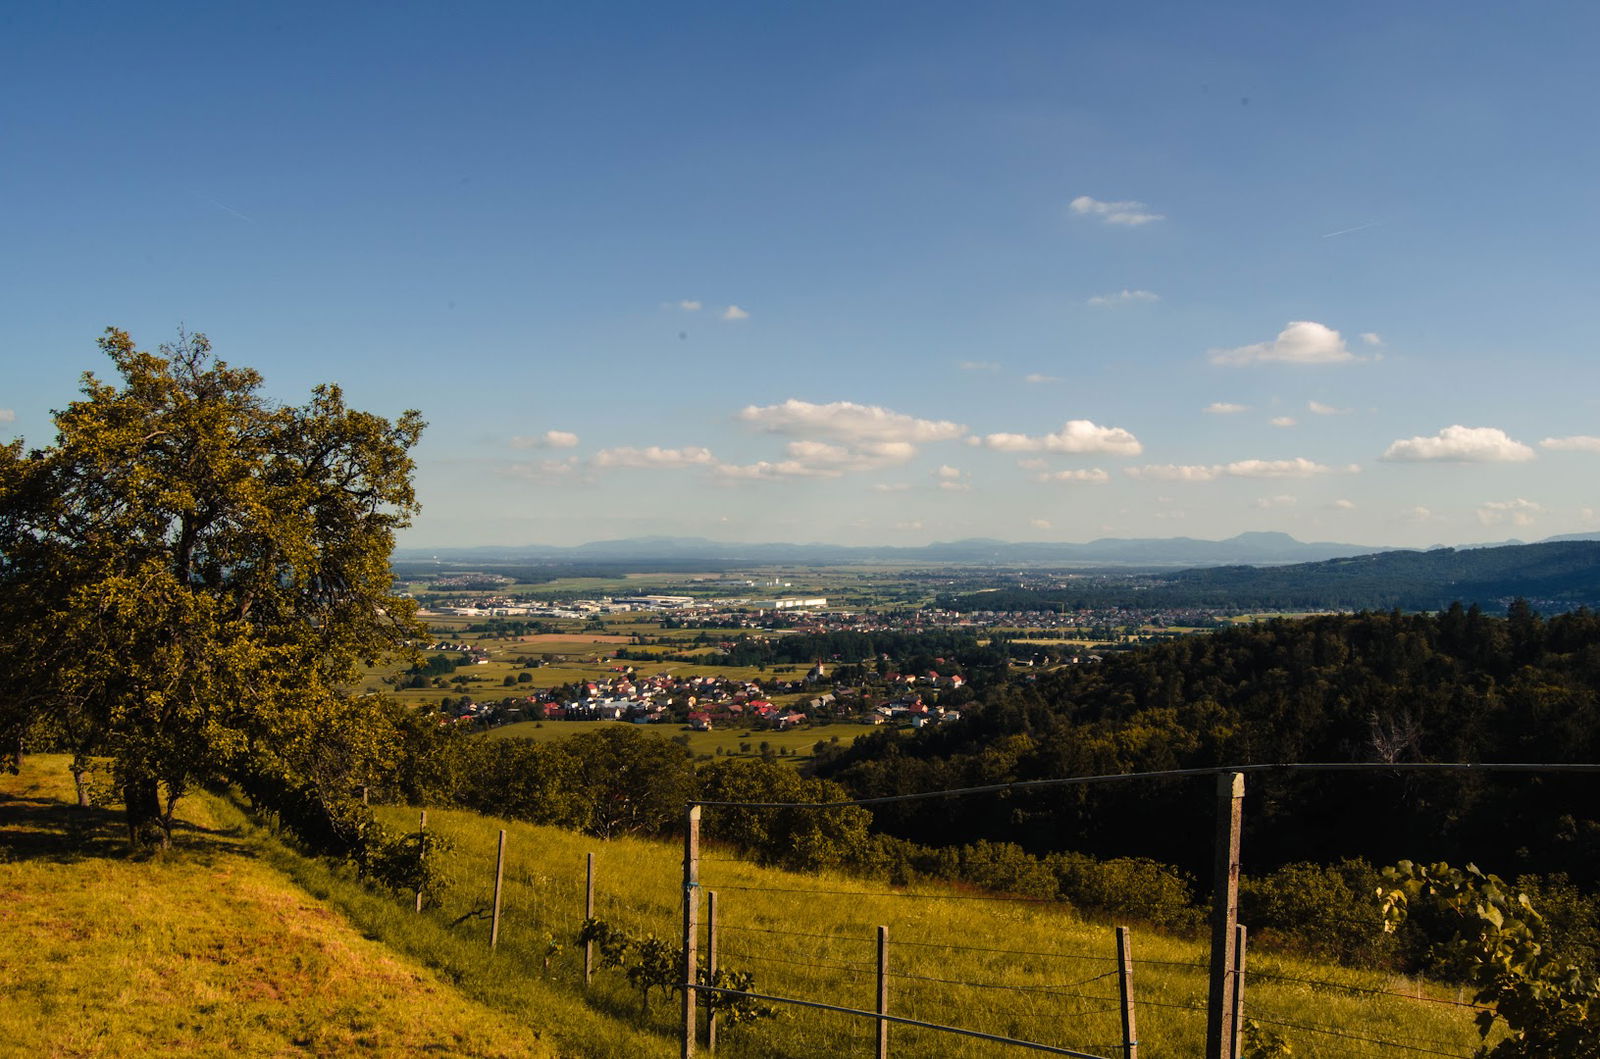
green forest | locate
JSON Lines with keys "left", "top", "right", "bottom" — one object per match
{"left": 939, "top": 541, "right": 1600, "bottom": 613}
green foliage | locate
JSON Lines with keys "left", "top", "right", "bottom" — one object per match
{"left": 0, "top": 328, "right": 425, "bottom": 848}
{"left": 462, "top": 726, "right": 694, "bottom": 839}
{"left": 1243, "top": 859, "right": 1395, "bottom": 967}
{"left": 1380, "top": 860, "right": 1600, "bottom": 1057}
{"left": 1241, "top": 1018, "right": 1295, "bottom": 1058}
{"left": 819, "top": 607, "right": 1600, "bottom": 890}
{"left": 577, "top": 916, "right": 778, "bottom": 1025}
{"left": 1047, "top": 851, "right": 1203, "bottom": 932}
{"left": 698, "top": 757, "right": 874, "bottom": 872}
{"left": 359, "top": 824, "right": 456, "bottom": 910}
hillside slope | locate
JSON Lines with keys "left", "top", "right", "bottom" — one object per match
{"left": 0, "top": 756, "right": 554, "bottom": 1058}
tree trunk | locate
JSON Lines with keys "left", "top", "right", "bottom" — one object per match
{"left": 124, "top": 774, "right": 169, "bottom": 850}
{"left": 72, "top": 765, "right": 91, "bottom": 808}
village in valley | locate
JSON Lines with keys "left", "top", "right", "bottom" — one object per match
{"left": 378, "top": 563, "right": 1236, "bottom": 758}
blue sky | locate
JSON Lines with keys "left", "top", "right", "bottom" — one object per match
{"left": 4, "top": 2, "right": 1598, "bottom": 548}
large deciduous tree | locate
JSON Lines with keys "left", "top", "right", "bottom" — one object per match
{"left": 0, "top": 328, "right": 425, "bottom": 848}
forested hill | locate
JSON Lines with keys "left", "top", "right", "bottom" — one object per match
{"left": 938, "top": 540, "right": 1600, "bottom": 612}
{"left": 814, "top": 604, "right": 1600, "bottom": 885}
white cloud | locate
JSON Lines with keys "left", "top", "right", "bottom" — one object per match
{"left": 976, "top": 419, "right": 1142, "bottom": 456}
{"left": 1307, "top": 401, "right": 1351, "bottom": 416}
{"left": 739, "top": 399, "right": 965, "bottom": 446}
{"left": 504, "top": 457, "right": 581, "bottom": 482}
{"left": 0, "top": 409, "right": 14, "bottom": 423}
{"left": 1402, "top": 505, "right": 1434, "bottom": 523}
{"left": 1270, "top": 416, "right": 1297, "bottom": 428}
{"left": 1360, "top": 332, "right": 1383, "bottom": 345}
{"left": 1382, "top": 425, "right": 1535, "bottom": 463}
{"left": 1087, "top": 289, "right": 1160, "bottom": 306}
{"left": 895, "top": 520, "right": 924, "bottom": 531}
{"left": 1127, "top": 458, "right": 1355, "bottom": 482}
{"left": 1125, "top": 464, "right": 1219, "bottom": 482}
{"left": 939, "top": 481, "right": 972, "bottom": 492}
{"left": 1024, "top": 373, "right": 1062, "bottom": 385}
{"left": 1540, "top": 435, "right": 1600, "bottom": 452}
{"left": 1033, "top": 468, "right": 1111, "bottom": 484}
{"left": 873, "top": 483, "right": 911, "bottom": 493}
{"left": 1015, "top": 458, "right": 1048, "bottom": 471}
{"left": 1253, "top": 494, "right": 1298, "bottom": 509}
{"left": 959, "top": 360, "right": 1001, "bottom": 373}
{"left": 1332, "top": 498, "right": 1357, "bottom": 510}
{"left": 1210, "top": 321, "right": 1363, "bottom": 366}
{"left": 1205, "top": 402, "right": 1248, "bottom": 415}
{"left": 678, "top": 300, "right": 702, "bottom": 312}
{"left": 935, "top": 465, "right": 964, "bottom": 480}
{"left": 593, "top": 445, "right": 717, "bottom": 469}
{"left": 1070, "top": 195, "right": 1164, "bottom": 226}
{"left": 1477, "top": 498, "right": 1543, "bottom": 527}
{"left": 1030, "top": 518, "right": 1053, "bottom": 530}
{"left": 1223, "top": 457, "right": 1356, "bottom": 478}
{"left": 716, "top": 438, "right": 921, "bottom": 481}
{"left": 721, "top": 305, "right": 749, "bottom": 321}
{"left": 511, "top": 429, "right": 580, "bottom": 449}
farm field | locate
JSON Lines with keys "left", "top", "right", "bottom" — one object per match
{"left": 481, "top": 718, "right": 879, "bottom": 760}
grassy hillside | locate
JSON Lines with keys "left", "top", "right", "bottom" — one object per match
{"left": 366, "top": 805, "right": 1493, "bottom": 1058}
{"left": 0, "top": 755, "right": 553, "bottom": 1058}
{"left": 4, "top": 754, "right": 1496, "bottom": 1058}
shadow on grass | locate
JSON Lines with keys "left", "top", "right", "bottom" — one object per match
{"left": 0, "top": 791, "right": 250, "bottom": 865}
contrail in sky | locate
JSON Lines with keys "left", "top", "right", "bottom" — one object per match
{"left": 207, "top": 198, "right": 256, "bottom": 223}
{"left": 1321, "top": 221, "right": 1378, "bottom": 238}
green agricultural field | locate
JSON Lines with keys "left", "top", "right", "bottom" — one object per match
{"left": 481, "top": 718, "right": 878, "bottom": 760}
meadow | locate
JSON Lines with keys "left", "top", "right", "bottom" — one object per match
{"left": 364, "top": 801, "right": 1493, "bottom": 1059}
{"left": 481, "top": 717, "right": 879, "bottom": 761}
{"left": 3, "top": 753, "right": 1496, "bottom": 1058}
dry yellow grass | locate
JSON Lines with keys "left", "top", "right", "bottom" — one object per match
{"left": 0, "top": 756, "right": 554, "bottom": 1058}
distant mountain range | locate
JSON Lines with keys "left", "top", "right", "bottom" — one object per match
{"left": 396, "top": 531, "right": 1397, "bottom": 568}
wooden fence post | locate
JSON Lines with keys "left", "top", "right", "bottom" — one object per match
{"left": 876, "top": 924, "right": 890, "bottom": 1059}
{"left": 415, "top": 809, "right": 428, "bottom": 913}
{"left": 1116, "top": 926, "right": 1138, "bottom": 1059}
{"left": 584, "top": 852, "right": 596, "bottom": 987}
{"left": 490, "top": 828, "right": 506, "bottom": 949}
{"left": 1229, "top": 924, "right": 1247, "bottom": 1059}
{"left": 707, "top": 890, "right": 719, "bottom": 1053}
{"left": 681, "top": 805, "right": 701, "bottom": 1059}
{"left": 1205, "top": 772, "right": 1244, "bottom": 1059}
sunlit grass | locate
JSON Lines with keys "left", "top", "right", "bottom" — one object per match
{"left": 378, "top": 804, "right": 1492, "bottom": 1059}
{"left": 0, "top": 756, "right": 553, "bottom": 1058}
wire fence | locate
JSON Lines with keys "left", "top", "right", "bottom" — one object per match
{"left": 372, "top": 788, "right": 1507, "bottom": 1059}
